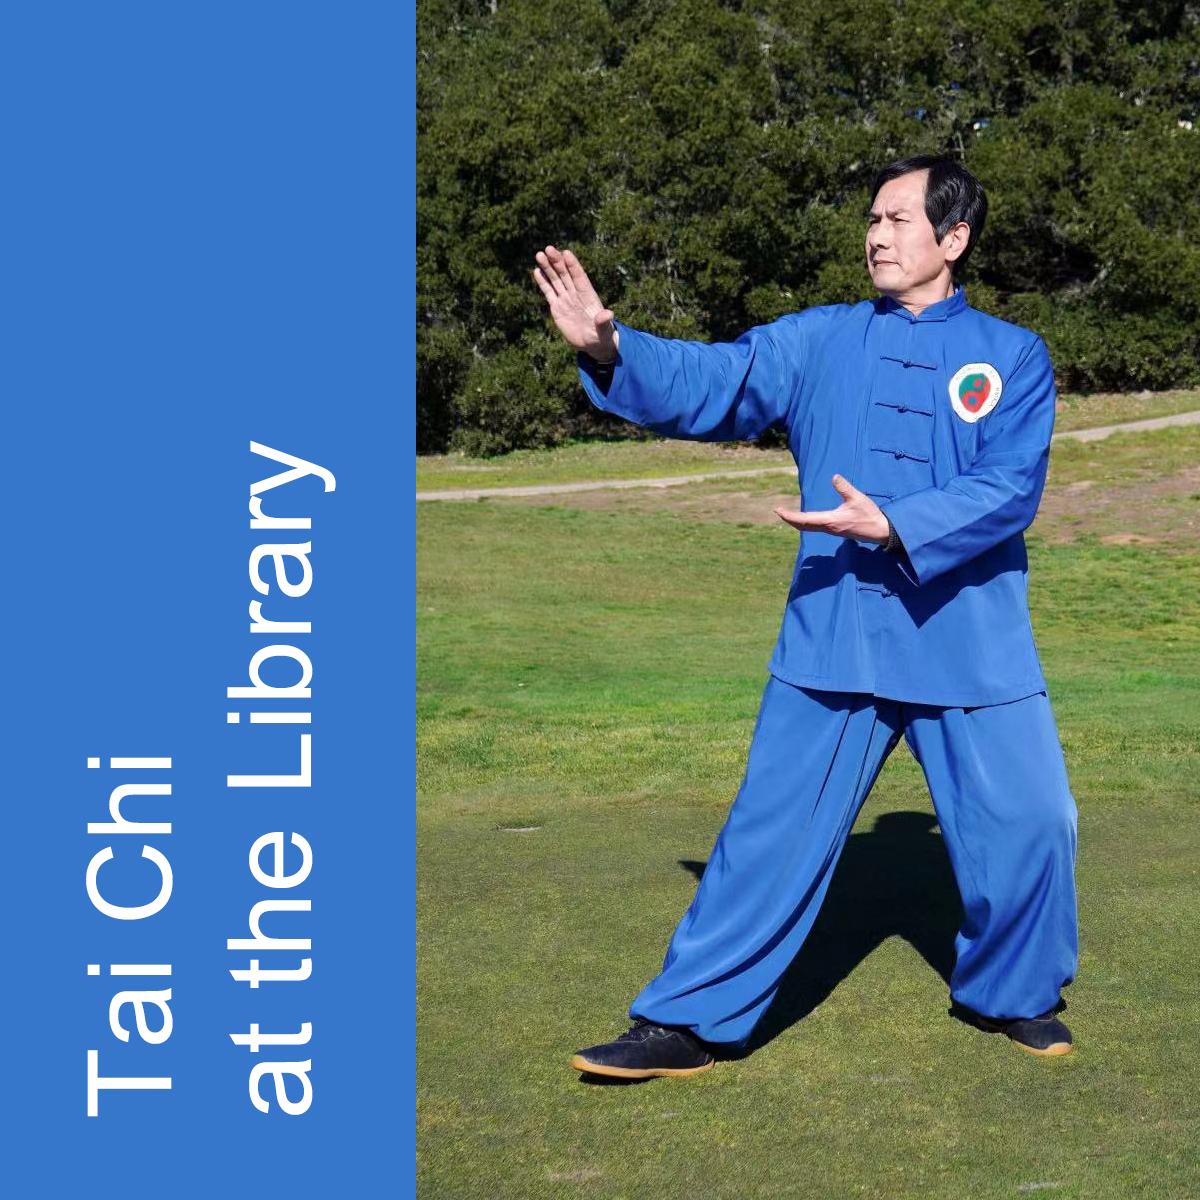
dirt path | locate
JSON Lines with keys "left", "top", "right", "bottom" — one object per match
{"left": 416, "top": 409, "right": 1200, "bottom": 501}
{"left": 416, "top": 465, "right": 794, "bottom": 500}
{"left": 1055, "top": 408, "right": 1200, "bottom": 443}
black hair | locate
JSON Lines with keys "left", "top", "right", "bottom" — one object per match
{"left": 868, "top": 155, "right": 988, "bottom": 280}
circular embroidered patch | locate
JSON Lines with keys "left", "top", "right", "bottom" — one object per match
{"left": 948, "top": 362, "right": 1002, "bottom": 422}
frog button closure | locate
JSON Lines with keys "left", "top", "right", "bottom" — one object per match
{"left": 870, "top": 356, "right": 936, "bottom": 461}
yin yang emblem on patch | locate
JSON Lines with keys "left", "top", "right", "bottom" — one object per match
{"left": 948, "top": 362, "right": 1002, "bottom": 423}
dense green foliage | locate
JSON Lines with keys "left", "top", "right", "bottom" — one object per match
{"left": 418, "top": 0, "right": 1200, "bottom": 453}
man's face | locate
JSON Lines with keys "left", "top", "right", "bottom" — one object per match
{"left": 865, "top": 170, "right": 955, "bottom": 294}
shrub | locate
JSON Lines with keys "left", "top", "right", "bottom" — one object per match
{"left": 418, "top": 0, "right": 1200, "bottom": 454}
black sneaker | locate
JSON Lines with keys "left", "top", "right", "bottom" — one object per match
{"left": 954, "top": 1003, "right": 1074, "bottom": 1057}
{"left": 570, "top": 1017, "right": 716, "bottom": 1079}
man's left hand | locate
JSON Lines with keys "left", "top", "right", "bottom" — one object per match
{"left": 774, "top": 474, "right": 890, "bottom": 545}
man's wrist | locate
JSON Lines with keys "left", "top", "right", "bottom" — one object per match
{"left": 578, "top": 348, "right": 617, "bottom": 396}
{"left": 883, "top": 515, "right": 904, "bottom": 555}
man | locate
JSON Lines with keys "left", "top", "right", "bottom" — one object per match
{"left": 531, "top": 155, "right": 1079, "bottom": 1078}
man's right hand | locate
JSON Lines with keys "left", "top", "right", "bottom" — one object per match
{"left": 531, "top": 245, "right": 620, "bottom": 363}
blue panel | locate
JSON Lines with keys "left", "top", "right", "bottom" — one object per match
{"left": 2, "top": 3, "right": 413, "bottom": 1195}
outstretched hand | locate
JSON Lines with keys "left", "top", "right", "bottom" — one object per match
{"left": 774, "top": 475, "right": 891, "bottom": 544}
{"left": 531, "top": 245, "right": 619, "bottom": 363}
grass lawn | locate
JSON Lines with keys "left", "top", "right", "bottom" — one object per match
{"left": 416, "top": 435, "right": 1200, "bottom": 1199}
{"left": 1053, "top": 387, "right": 1200, "bottom": 433}
{"left": 416, "top": 437, "right": 793, "bottom": 492}
{"left": 416, "top": 388, "right": 1200, "bottom": 491}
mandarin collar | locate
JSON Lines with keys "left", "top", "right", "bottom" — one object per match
{"left": 876, "top": 286, "right": 967, "bottom": 323}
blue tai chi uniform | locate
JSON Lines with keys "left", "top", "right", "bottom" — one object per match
{"left": 576, "top": 287, "right": 1079, "bottom": 1045}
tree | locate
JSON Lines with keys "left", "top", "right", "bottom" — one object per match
{"left": 418, "top": 0, "right": 1200, "bottom": 452}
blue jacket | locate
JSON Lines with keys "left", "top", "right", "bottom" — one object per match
{"left": 576, "top": 287, "right": 1057, "bottom": 706}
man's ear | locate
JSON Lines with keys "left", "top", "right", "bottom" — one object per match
{"left": 944, "top": 220, "right": 971, "bottom": 265}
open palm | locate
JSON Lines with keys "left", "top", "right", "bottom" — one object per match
{"left": 775, "top": 475, "right": 891, "bottom": 545}
{"left": 531, "top": 244, "right": 619, "bottom": 362}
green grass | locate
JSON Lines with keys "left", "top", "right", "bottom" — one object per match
{"left": 416, "top": 438, "right": 793, "bottom": 491}
{"left": 417, "top": 484, "right": 1200, "bottom": 1198}
{"left": 1054, "top": 387, "right": 1200, "bottom": 433}
{"left": 1047, "top": 423, "right": 1200, "bottom": 485}
{"left": 417, "top": 389, "right": 1200, "bottom": 491}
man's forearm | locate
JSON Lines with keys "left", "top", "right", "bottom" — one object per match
{"left": 575, "top": 318, "right": 800, "bottom": 442}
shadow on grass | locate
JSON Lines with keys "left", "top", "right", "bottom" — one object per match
{"left": 682, "top": 810, "right": 963, "bottom": 1059}
{"left": 574, "top": 811, "right": 962, "bottom": 1082}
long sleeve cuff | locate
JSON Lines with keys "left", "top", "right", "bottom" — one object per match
{"left": 883, "top": 514, "right": 904, "bottom": 555}
{"left": 576, "top": 349, "right": 617, "bottom": 395}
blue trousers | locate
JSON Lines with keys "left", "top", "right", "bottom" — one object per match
{"left": 629, "top": 675, "right": 1079, "bottom": 1045}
